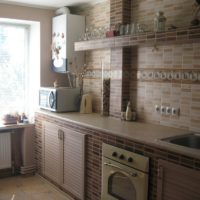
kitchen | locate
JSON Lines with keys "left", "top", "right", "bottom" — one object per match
{"left": 0, "top": 0, "right": 200, "bottom": 200}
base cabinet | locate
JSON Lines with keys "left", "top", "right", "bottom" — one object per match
{"left": 42, "top": 121, "right": 85, "bottom": 200}
{"left": 42, "top": 122, "right": 63, "bottom": 185}
{"left": 157, "top": 159, "right": 200, "bottom": 200}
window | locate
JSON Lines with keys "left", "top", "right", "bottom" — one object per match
{"left": 0, "top": 19, "right": 40, "bottom": 122}
{"left": 0, "top": 23, "right": 28, "bottom": 116}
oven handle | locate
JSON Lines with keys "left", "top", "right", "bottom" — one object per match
{"left": 104, "top": 162, "right": 137, "bottom": 177}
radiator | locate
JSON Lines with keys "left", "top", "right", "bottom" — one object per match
{"left": 0, "top": 132, "right": 12, "bottom": 169}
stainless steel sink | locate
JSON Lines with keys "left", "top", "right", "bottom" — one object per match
{"left": 161, "top": 133, "right": 200, "bottom": 149}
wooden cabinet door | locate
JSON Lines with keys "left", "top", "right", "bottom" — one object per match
{"left": 42, "top": 121, "right": 64, "bottom": 185}
{"left": 157, "top": 159, "right": 200, "bottom": 200}
{"left": 63, "top": 128, "right": 85, "bottom": 200}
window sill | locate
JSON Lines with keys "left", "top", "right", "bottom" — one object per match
{"left": 0, "top": 123, "right": 34, "bottom": 131}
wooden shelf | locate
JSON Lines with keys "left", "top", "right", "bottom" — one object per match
{"left": 74, "top": 26, "right": 200, "bottom": 51}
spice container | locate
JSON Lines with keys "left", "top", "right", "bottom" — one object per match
{"left": 154, "top": 11, "right": 166, "bottom": 32}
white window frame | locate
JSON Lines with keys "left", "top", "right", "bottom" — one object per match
{"left": 0, "top": 20, "right": 39, "bottom": 121}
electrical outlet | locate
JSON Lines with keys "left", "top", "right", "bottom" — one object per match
{"left": 172, "top": 107, "right": 180, "bottom": 116}
{"left": 155, "top": 105, "right": 160, "bottom": 113}
{"left": 166, "top": 107, "right": 171, "bottom": 115}
{"left": 161, "top": 106, "right": 166, "bottom": 115}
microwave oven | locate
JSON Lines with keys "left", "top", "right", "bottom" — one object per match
{"left": 39, "top": 87, "right": 80, "bottom": 112}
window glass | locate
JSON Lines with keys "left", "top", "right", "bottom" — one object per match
{"left": 0, "top": 24, "right": 28, "bottom": 117}
{"left": 108, "top": 172, "right": 136, "bottom": 200}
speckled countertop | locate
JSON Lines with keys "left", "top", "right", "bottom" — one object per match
{"left": 37, "top": 110, "right": 200, "bottom": 159}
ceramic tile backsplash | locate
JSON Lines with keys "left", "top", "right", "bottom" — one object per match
{"left": 131, "top": 0, "right": 194, "bottom": 31}
{"left": 129, "top": 0, "right": 200, "bottom": 131}
{"left": 73, "top": 1, "right": 111, "bottom": 113}
{"left": 130, "top": 42, "right": 200, "bottom": 131}
{"left": 74, "top": 0, "right": 200, "bottom": 131}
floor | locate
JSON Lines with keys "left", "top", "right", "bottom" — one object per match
{"left": 0, "top": 175, "right": 72, "bottom": 200}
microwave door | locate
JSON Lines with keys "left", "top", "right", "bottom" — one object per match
{"left": 48, "top": 91, "right": 56, "bottom": 109}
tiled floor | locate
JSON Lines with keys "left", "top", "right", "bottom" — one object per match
{"left": 0, "top": 175, "right": 72, "bottom": 200}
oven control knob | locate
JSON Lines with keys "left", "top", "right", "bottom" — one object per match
{"left": 128, "top": 157, "right": 133, "bottom": 163}
{"left": 112, "top": 152, "right": 118, "bottom": 157}
{"left": 119, "top": 154, "right": 125, "bottom": 160}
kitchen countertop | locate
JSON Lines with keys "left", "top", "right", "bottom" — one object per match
{"left": 37, "top": 110, "right": 200, "bottom": 159}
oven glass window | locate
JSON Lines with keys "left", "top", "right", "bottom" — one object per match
{"left": 108, "top": 172, "right": 136, "bottom": 200}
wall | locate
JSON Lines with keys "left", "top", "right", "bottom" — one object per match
{"left": 0, "top": 3, "right": 69, "bottom": 87}
{"left": 75, "top": 0, "right": 200, "bottom": 132}
{"left": 131, "top": 0, "right": 195, "bottom": 31}
{"left": 73, "top": 1, "right": 111, "bottom": 113}
{"left": 130, "top": 0, "right": 200, "bottom": 131}
{"left": 1, "top": 1, "right": 199, "bottom": 130}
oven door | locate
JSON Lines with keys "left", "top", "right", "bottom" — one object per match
{"left": 101, "top": 157, "right": 148, "bottom": 200}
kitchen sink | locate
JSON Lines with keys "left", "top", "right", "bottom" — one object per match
{"left": 161, "top": 133, "right": 200, "bottom": 149}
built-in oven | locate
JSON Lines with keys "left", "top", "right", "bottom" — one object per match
{"left": 101, "top": 143, "right": 149, "bottom": 200}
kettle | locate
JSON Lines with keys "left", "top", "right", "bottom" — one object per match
{"left": 80, "top": 94, "right": 92, "bottom": 114}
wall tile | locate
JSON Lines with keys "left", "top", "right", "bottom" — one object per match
{"left": 73, "top": 1, "right": 111, "bottom": 113}
{"left": 75, "top": 0, "right": 200, "bottom": 132}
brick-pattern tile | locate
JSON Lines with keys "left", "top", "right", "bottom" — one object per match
{"left": 131, "top": 0, "right": 193, "bottom": 31}
{"left": 130, "top": 42, "right": 200, "bottom": 130}
{"left": 74, "top": 0, "right": 200, "bottom": 133}
{"left": 73, "top": 1, "right": 111, "bottom": 113}
{"left": 35, "top": 113, "right": 200, "bottom": 200}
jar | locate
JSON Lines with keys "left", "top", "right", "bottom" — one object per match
{"left": 154, "top": 11, "right": 166, "bottom": 32}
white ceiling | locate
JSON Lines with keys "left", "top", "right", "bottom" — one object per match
{"left": 0, "top": 0, "right": 105, "bottom": 9}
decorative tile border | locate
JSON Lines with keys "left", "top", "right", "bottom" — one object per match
{"left": 137, "top": 69, "right": 200, "bottom": 83}
{"left": 75, "top": 26, "right": 200, "bottom": 51}
{"left": 84, "top": 69, "right": 122, "bottom": 79}
{"left": 83, "top": 69, "right": 200, "bottom": 84}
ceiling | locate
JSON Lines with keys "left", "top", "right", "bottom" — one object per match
{"left": 0, "top": 0, "right": 105, "bottom": 9}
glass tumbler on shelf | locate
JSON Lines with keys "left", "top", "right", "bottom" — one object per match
{"left": 130, "top": 23, "right": 136, "bottom": 34}
{"left": 125, "top": 24, "right": 130, "bottom": 35}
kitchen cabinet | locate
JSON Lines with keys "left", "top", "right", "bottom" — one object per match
{"left": 42, "top": 121, "right": 85, "bottom": 200}
{"left": 42, "top": 122, "right": 63, "bottom": 184}
{"left": 35, "top": 112, "right": 200, "bottom": 200}
{"left": 157, "top": 159, "right": 200, "bottom": 200}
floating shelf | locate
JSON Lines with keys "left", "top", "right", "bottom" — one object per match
{"left": 74, "top": 26, "right": 200, "bottom": 51}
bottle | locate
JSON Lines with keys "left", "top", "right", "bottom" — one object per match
{"left": 154, "top": 11, "right": 166, "bottom": 32}
{"left": 125, "top": 101, "right": 132, "bottom": 121}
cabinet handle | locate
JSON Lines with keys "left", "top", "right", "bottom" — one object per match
{"left": 58, "top": 129, "right": 64, "bottom": 140}
{"left": 158, "top": 166, "right": 163, "bottom": 179}
{"left": 104, "top": 162, "right": 137, "bottom": 177}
